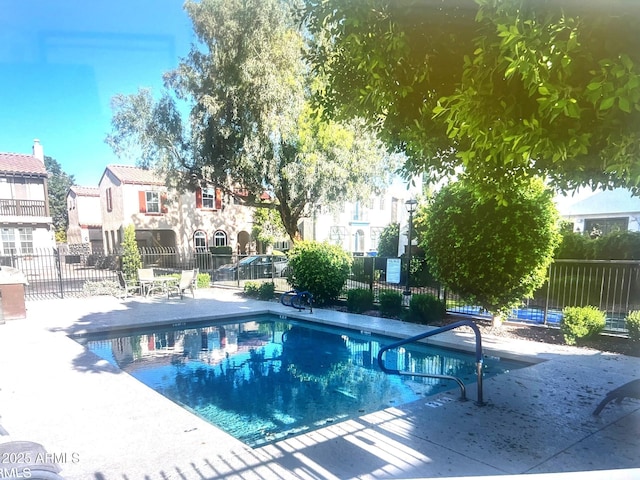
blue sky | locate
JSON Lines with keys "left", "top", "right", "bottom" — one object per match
{"left": 0, "top": 0, "right": 195, "bottom": 186}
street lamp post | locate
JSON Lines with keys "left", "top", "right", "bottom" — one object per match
{"left": 403, "top": 199, "right": 417, "bottom": 297}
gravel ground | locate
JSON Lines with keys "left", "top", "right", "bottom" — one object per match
{"left": 468, "top": 319, "right": 640, "bottom": 357}
{"left": 328, "top": 303, "right": 640, "bottom": 358}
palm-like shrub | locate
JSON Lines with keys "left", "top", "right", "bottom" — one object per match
{"left": 287, "top": 241, "right": 352, "bottom": 305}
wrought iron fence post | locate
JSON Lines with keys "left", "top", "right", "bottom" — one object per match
{"left": 543, "top": 263, "right": 552, "bottom": 325}
{"left": 54, "top": 248, "right": 64, "bottom": 299}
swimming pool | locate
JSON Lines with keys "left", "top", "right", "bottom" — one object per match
{"left": 76, "top": 314, "right": 528, "bottom": 447}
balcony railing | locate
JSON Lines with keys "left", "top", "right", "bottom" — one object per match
{"left": 0, "top": 199, "right": 47, "bottom": 217}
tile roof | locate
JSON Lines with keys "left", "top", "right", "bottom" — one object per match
{"left": 105, "top": 165, "right": 165, "bottom": 186}
{"left": 69, "top": 186, "right": 100, "bottom": 197}
{"left": 0, "top": 153, "right": 47, "bottom": 176}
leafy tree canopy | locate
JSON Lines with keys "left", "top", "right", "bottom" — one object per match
{"left": 305, "top": 0, "right": 640, "bottom": 200}
{"left": 45, "top": 156, "right": 75, "bottom": 241}
{"left": 376, "top": 222, "right": 399, "bottom": 257}
{"left": 107, "top": 0, "right": 397, "bottom": 242}
{"left": 252, "top": 207, "right": 287, "bottom": 249}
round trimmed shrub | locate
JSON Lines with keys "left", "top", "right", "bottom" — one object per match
{"left": 287, "top": 241, "right": 352, "bottom": 305}
{"left": 561, "top": 305, "right": 606, "bottom": 345}
{"left": 421, "top": 177, "right": 560, "bottom": 318}
{"left": 347, "top": 288, "right": 374, "bottom": 313}
{"left": 379, "top": 290, "right": 403, "bottom": 318}
{"left": 625, "top": 310, "right": 640, "bottom": 342}
{"left": 409, "top": 293, "right": 446, "bottom": 325}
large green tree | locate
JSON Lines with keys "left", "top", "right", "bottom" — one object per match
{"left": 107, "top": 0, "right": 397, "bottom": 242}
{"left": 45, "top": 156, "right": 75, "bottom": 243}
{"left": 305, "top": 0, "right": 640, "bottom": 199}
{"left": 420, "top": 177, "right": 561, "bottom": 320}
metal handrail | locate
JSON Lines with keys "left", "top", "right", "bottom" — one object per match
{"left": 377, "top": 320, "right": 484, "bottom": 405}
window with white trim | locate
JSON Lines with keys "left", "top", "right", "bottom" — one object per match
{"left": 213, "top": 230, "right": 227, "bottom": 247}
{"left": 106, "top": 187, "right": 113, "bottom": 212}
{"left": 0, "top": 227, "right": 33, "bottom": 255}
{"left": 370, "top": 227, "right": 384, "bottom": 251}
{"left": 329, "top": 226, "right": 346, "bottom": 245}
{"left": 202, "top": 187, "right": 215, "bottom": 209}
{"left": 194, "top": 230, "right": 207, "bottom": 250}
{"left": 19, "top": 227, "right": 33, "bottom": 254}
{"left": 146, "top": 191, "right": 160, "bottom": 213}
{"left": 1, "top": 228, "right": 16, "bottom": 255}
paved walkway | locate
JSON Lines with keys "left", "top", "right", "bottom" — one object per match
{"left": 0, "top": 288, "right": 638, "bottom": 479}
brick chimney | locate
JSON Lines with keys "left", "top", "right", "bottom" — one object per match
{"left": 32, "top": 139, "right": 44, "bottom": 162}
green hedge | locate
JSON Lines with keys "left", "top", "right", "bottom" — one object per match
{"left": 243, "top": 281, "right": 275, "bottom": 300}
{"left": 625, "top": 310, "right": 640, "bottom": 342}
{"left": 378, "top": 290, "right": 403, "bottom": 318}
{"left": 561, "top": 305, "right": 606, "bottom": 345}
{"left": 347, "top": 288, "right": 374, "bottom": 313}
{"left": 409, "top": 293, "right": 446, "bottom": 325}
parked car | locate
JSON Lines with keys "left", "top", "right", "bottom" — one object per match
{"left": 214, "top": 255, "right": 288, "bottom": 281}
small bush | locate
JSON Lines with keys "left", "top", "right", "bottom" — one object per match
{"left": 258, "top": 282, "right": 275, "bottom": 300}
{"left": 243, "top": 281, "right": 261, "bottom": 298}
{"left": 347, "top": 288, "right": 374, "bottom": 313}
{"left": 561, "top": 306, "right": 606, "bottom": 345}
{"left": 197, "top": 272, "right": 210, "bottom": 289}
{"left": 243, "top": 281, "right": 275, "bottom": 300}
{"left": 83, "top": 280, "right": 120, "bottom": 297}
{"left": 287, "top": 241, "right": 352, "bottom": 305}
{"left": 625, "top": 310, "right": 640, "bottom": 342}
{"left": 409, "top": 294, "right": 446, "bottom": 325}
{"left": 378, "top": 290, "right": 403, "bottom": 318}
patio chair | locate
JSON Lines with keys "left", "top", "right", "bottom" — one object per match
{"left": 137, "top": 268, "right": 163, "bottom": 296}
{"left": 168, "top": 269, "right": 198, "bottom": 299}
{"left": 117, "top": 271, "right": 141, "bottom": 299}
{"left": 592, "top": 378, "right": 640, "bottom": 415}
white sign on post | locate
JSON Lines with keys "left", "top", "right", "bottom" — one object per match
{"left": 386, "top": 258, "right": 401, "bottom": 284}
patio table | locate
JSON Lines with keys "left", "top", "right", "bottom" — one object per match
{"left": 139, "top": 274, "right": 178, "bottom": 297}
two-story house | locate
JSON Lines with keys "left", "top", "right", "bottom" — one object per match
{"left": 0, "top": 140, "right": 55, "bottom": 256}
{"left": 558, "top": 188, "right": 640, "bottom": 236}
{"left": 308, "top": 177, "right": 422, "bottom": 255}
{"left": 99, "top": 164, "right": 254, "bottom": 255}
{"left": 66, "top": 186, "right": 103, "bottom": 252}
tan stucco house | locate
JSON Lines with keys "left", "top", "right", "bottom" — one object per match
{"left": 66, "top": 186, "right": 102, "bottom": 251}
{"left": 98, "top": 165, "right": 254, "bottom": 255}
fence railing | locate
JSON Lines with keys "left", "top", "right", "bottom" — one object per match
{"left": 9, "top": 247, "right": 639, "bottom": 334}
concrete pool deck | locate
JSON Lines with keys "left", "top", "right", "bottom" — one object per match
{"left": 0, "top": 287, "right": 638, "bottom": 480}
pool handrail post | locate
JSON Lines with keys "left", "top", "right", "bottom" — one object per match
{"left": 377, "top": 319, "right": 485, "bottom": 406}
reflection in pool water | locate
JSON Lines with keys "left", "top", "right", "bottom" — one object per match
{"left": 79, "top": 315, "right": 526, "bottom": 447}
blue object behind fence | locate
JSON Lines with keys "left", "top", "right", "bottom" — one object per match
{"left": 281, "top": 290, "right": 314, "bottom": 313}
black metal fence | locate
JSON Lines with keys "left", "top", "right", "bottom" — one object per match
{"left": 9, "top": 247, "right": 639, "bottom": 334}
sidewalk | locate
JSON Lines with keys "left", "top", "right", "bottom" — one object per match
{"left": 0, "top": 288, "right": 638, "bottom": 479}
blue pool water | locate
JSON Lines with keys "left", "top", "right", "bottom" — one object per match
{"left": 76, "top": 314, "right": 528, "bottom": 447}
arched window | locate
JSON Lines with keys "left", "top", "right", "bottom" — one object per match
{"left": 214, "top": 230, "right": 228, "bottom": 247}
{"left": 193, "top": 230, "right": 207, "bottom": 250}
